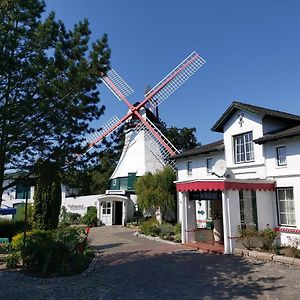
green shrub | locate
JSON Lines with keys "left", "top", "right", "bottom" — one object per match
{"left": 11, "top": 227, "right": 92, "bottom": 276}
{"left": 173, "top": 233, "right": 182, "bottom": 243}
{"left": 159, "top": 223, "right": 175, "bottom": 240}
{"left": 175, "top": 223, "right": 181, "bottom": 235}
{"left": 0, "top": 218, "right": 31, "bottom": 240}
{"left": 0, "top": 243, "right": 11, "bottom": 254}
{"left": 5, "top": 252, "right": 21, "bottom": 269}
{"left": 81, "top": 207, "right": 98, "bottom": 227}
{"left": 54, "top": 227, "right": 87, "bottom": 254}
{"left": 258, "top": 228, "right": 277, "bottom": 251}
{"left": 60, "top": 206, "right": 81, "bottom": 226}
{"left": 140, "top": 218, "right": 160, "bottom": 236}
{"left": 239, "top": 228, "right": 259, "bottom": 250}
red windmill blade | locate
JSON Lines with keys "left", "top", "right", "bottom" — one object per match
{"left": 84, "top": 51, "right": 206, "bottom": 156}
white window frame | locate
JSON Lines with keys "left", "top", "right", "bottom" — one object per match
{"left": 187, "top": 161, "right": 192, "bottom": 175}
{"left": 276, "top": 187, "right": 296, "bottom": 227}
{"left": 276, "top": 146, "right": 287, "bottom": 166}
{"left": 102, "top": 201, "right": 111, "bottom": 215}
{"left": 234, "top": 131, "right": 254, "bottom": 164}
{"left": 206, "top": 158, "right": 213, "bottom": 173}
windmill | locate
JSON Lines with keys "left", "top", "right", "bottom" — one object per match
{"left": 86, "top": 51, "right": 205, "bottom": 164}
{"left": 83, "top": 51, "right": 206, "bottom": 225}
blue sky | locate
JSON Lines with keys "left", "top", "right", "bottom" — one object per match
{"left": 45, "top": 0, "right": 300, "bottom": 144}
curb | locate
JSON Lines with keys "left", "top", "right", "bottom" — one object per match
{"left": 134, "top": 232, "right": 183, "bottom": 247}
{"left": 234, "top": 247, "right": 300, "bottom": 267}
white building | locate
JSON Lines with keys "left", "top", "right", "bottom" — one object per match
{"left": 63, "top": 106, "right": 169, "bottom": 226}
{"left": 174, "top": 101, "right": 300, "bottom": 254}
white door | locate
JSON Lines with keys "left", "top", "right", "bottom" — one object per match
{"left": 101, "top": 201, "right": 112, "bottom": 225}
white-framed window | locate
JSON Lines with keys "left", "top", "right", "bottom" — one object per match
{"left": 102, "top": 202, "right": 111, "bottom": 215}
{"left": 276, "top": 146, "right": 287, "bottom": 166}
{"left": 206, "top": 158, "right": 213, "bottom": 173}
{"left": 234, "top": 132, "right": 254, "bottom": 163}
{"left": 187, "top": 161, "right": 192, "bottom": 175}
{"left": 276, "top": 188, "right": 296, "bottom": 226}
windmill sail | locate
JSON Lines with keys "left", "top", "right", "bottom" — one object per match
{"left": 101, "top": 68, "right": 134, "bottom": 101}
{"left": 145, "top": 52, "right": 205, "bottom": 107}
{"left": 134, "top": 117, "right": 179, "bottom": 170}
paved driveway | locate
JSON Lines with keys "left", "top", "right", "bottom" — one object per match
{"left": 1, "top": 226, "right": 300, "bottom": 300}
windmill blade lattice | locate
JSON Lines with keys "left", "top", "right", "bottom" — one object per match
{"left": 145, "top": 52, "right": 205, "bottom": 107}
{"left": 102, "top": 68, "right": 134, "bottom": 101}
{"left": 135, "top": 118, "right": 179, "bottom": 170}
{"left": 85, "top": 115, "right": 121, "bottom": 152}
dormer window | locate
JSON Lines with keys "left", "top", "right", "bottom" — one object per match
{"left": 234, "top": 132, "right": 254, "bottom": 163}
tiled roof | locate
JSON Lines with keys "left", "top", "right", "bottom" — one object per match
{"left": 211, "top": 101, "right": 300, "bottom": 133}
{"left": 172, "top": 139, "right": 224, "bottom": 159}
{"left": 254, "top": 125, "right": 300, "bottom": 144}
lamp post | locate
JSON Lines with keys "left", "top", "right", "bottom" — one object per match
{"left": 23, "top": 179, "right": 29, "bottom": 268}
{"left": 134, "top": 203, "right": 139, "bottom": 226}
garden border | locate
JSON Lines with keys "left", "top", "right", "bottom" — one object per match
{"left": 234, "top": 248, "right": 300, "bottom": 267}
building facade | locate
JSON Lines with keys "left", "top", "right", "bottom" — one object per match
{"left": 174, "top": 101, "right": 300, "bottom": 253}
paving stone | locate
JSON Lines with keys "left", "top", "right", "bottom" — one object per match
{"left": 1, "top": 226, "right": 300, "bottom": 300}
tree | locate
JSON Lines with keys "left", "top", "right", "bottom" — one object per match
{"left": 135, "top": 166, "right": 176, "bottom": 223}
{"left": 0, "top": 0, "right": 110, "bottom": 205}
{"left": 32, "top": 160, "right": 61, "bottom": 230}
{"left": 63, "top": 126, "right": 125, "bottom": 195}
{"left": 164, "top": 126, "right": 198, "bottom": 152}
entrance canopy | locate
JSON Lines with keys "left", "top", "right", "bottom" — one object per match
{"left": 176, "top": 180, "right": 275, "bottom": 192}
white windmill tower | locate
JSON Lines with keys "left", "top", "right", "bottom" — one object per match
{"left": 85, "top": 52, "right": 206, "bottom": 225}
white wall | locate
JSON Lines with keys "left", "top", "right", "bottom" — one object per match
{"left": 256, "top": 191, "right": 276, "bottom": 229}
{"left": 176, "top": 151, "right": 225, "bottom": 182}
{"left": 223, "top": 110, "right": 266, "bottom": 179}
{"left": 265, "top": 137, "right": 300, "bottom": 178}
{"left": 62, "top": 195, "right": 100, "bottom": 216}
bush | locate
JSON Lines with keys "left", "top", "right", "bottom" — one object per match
{"left": 174, "top": 223, "right": 181, "bottom": 235}
{"left": 258, "top": 228, "right": 277, "bottom": 251}
{"left": 159, "top": 223, "right": 175, "bottom": 241}
{"left": 140, "top": 218, "right": 160, "bottom": 237}
{"left": 239, "top": 228, "right": 259, "bottom": 250}
{"left": 10, "top": 227, "right": 92, "bottom": 276}
{"left": 5, "top": 252, "right": 21, "bottom": 269}
{"left": 0, "top": 218, "right": 31, "bottom": 241}
{"left": 59, "top": 206, "right": 81, "bottom": 226}
{"left": 81, "top": 207, "right": 98, "bottom": 227}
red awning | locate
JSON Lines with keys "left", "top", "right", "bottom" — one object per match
{"left": 176, "top": 181, "right": 275, "bottom": 192}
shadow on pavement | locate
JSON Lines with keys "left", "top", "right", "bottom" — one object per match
{"left": 91, "top": 243, "right": 125, "bottom": 251}
{"left": 98, "top": 250, "right": 285, "bottom": 299}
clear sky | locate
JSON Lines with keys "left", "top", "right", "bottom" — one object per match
{"left": 45, "top": 0, "right": 300, "bottom": 144}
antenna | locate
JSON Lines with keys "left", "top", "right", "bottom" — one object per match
{"left": 213, "top": 159, "right": 227, "bottom": 178}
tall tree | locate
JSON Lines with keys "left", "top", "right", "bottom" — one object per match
{"left": 0, "top": 0, "right": 110, "bottom": 205}
{"left": 135, "top": 166, "right": 176, "bottom": 223}
{"left": 33, "top": 160, "right": 61, "bottom": 230}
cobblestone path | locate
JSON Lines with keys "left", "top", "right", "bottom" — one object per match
{"left": 1, "top": 226, "right": 300, "bottom": 300}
